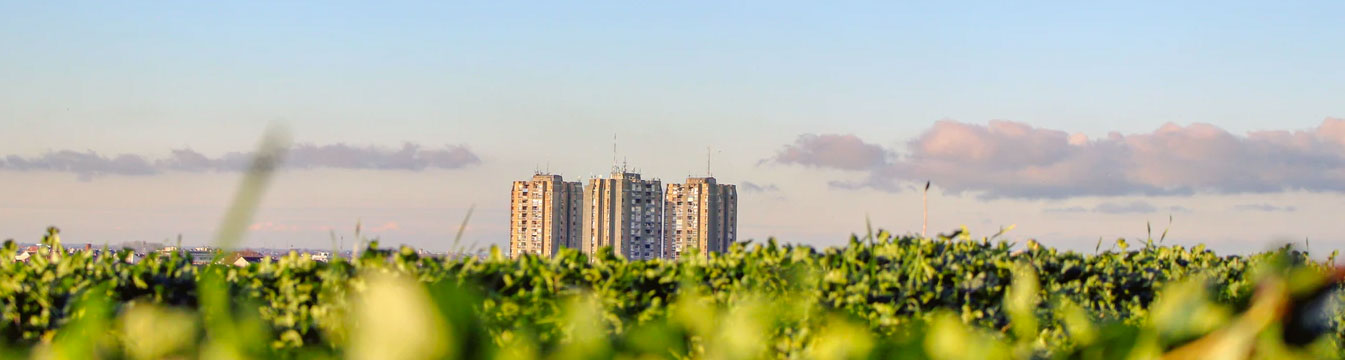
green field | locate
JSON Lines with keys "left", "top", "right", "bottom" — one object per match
{"left": 1, "top": 228, "right": 1341, "bottom": 359}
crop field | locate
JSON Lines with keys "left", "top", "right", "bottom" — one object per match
{"left": 1, "top": 228, "right": 1342, "bottom": 359}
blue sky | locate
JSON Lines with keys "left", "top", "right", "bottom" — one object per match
{"left": 1, "top": 2, "right": 1342, "bottom": 254}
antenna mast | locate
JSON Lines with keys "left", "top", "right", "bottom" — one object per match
{"left": 922, "top": 181, "right": 931, "bottom": 238}
{"left": 612, "top": 133, "right": 618, "bottom": 173}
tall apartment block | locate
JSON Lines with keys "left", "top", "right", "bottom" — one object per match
{"left": 664, "top": 177, "right": 737, "bottom": 259}
{"left": 582, "top": 171, "right": 663, "bottom": 260}
{"left": 509, "top": 174, "right": 583, "bottom": 258}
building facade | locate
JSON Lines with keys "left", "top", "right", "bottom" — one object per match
{"left": 582, "top": 171, "right": 663, "bottom": 260}
{"left": 663, "top": 177, "right": 737, "bottom": 259}
{"left": 509, "top": 174, "right": 583, "bottom": 258}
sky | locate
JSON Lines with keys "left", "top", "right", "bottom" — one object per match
{"left": 1, "top": 1, "right": 1343, "bottom": 255}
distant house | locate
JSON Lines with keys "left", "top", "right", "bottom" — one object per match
{"left": 155, "top": 247, "right": 179, "bottom": 258}
{"left": 187, "top": 249, "right": 217, "bottom": 265}
{"left": 14, "top": 246, "right": 43, "bottom": 263}
{"left": 229, "top": 250, "right": 267, "bottom": 266}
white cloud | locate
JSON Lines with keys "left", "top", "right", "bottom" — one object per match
{"left": 1, "top": 143, "right": 482, "bottom": 180}
{"left": 1043, "top": 202, "right": 1189, "bottom": 214}
{"left": 1232, "top": 203, "right": 1297, "bottom": 212}
{"left": 764, "top": 134, "right": 888, "bottom": 171}
{"left": 739, "top": 181, "right": 780, "bottom": 193}
{"left": 773, "top": 118, "right": 1345, "bottom": 199}
{"left": 1093, "top": 201, "right": 1158, "bottom": 214}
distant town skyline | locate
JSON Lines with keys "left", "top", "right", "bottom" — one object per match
{"left": 1, "top": 2, "right": 1343, "bottom": 255}
{"left": 509, "top": 170, "right": 738, "bottom": 260}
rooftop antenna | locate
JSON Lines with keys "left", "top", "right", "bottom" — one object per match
{"left": 922, "top": 181, "right": 931, "bottom": 238}
{"left": 707, "top": 146, "right": 712, "bottom": 177}
{"left": 612, "top": 133, "right": 618, "bottom": 173}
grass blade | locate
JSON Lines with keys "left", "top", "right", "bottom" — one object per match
{"left": 213, "top": 127, "right": 290, "bottom": 260}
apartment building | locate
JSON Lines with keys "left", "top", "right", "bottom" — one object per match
{"left": 509, "top": 174, "right": 583, "bottom": 258}
{"left": 582, "top": 171, "right": 663, "bottom": 260}
{"left": 663, "top": 177, "right": 737, "bottom": 259}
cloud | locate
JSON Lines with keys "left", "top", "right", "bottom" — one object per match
{"left": 1093, "top": 201, "right": 1158, "bottom": 214}
{"left": 739, "top": 181, "right": 780, "bottom": 193}
{"left": 1044, "top": 202, "right": 1190, "bottom": 214}
{"left": 286, "top": 143, "right": 479, "bottom": 170}
{"left": 1043, "top": 206, "right": 1089, "bottom": 214}
{"left": 0, "top": 143, "right": 481, "bottom": 179}
{"left": 2, "top": 150, "right": 158, "bottom": 180}
{"left": 1167, "top": 206, "right": 1193, "bottom": 213}
{"left": 776, "top": 118, "right": 1345, "bottom": 199}
{"left": 1232, "top": 203, "right": 1298, "bottom": 212}
{"left": 364, "top": 221, "right": 401, "bottom": 232}
{"left": 763, "top": 134, "right": 888, "bottom": 170}
{"left": 248, "top": 222, "right": 307, "bottom": 232}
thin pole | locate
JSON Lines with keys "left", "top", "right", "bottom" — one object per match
{"left": 922, "top": 181, "right": 930, "bottom": 238}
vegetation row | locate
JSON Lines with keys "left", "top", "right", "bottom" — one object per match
{"left": 1, "top": 228, "right": 1341, "bottom": 359}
